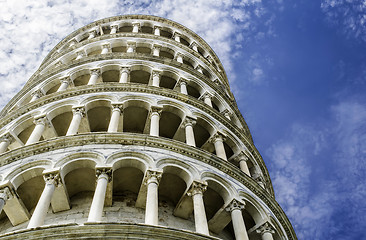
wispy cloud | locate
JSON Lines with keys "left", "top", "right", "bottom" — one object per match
{"left": 321, "top": 0, "right": 366, "bottom": 42}
{"left": 0, "top": 0, "right": 270, "bottom": 109}
{"left": 267, "top": 97, "right": 366, "bottom": 239}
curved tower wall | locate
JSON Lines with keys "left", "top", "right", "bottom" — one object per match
{"left": 0, "top": 15, "right": 296, "bottom": 240}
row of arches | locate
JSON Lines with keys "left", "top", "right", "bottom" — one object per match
{"left": 58, "top": 38, "right": 214, "bottom": 82}
{"left": 18, "top": 64, "right": 235, "bottom": 125}
{"left": 2, "top": 98, "right": 259, "bottom": 179}
{"left": 0, "top": 152, "right": 282, "bottom": 240}
{"left": 63, "top": 20, "right": 220, "bottom": 71}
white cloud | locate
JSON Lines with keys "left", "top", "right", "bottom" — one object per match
{"left": 0, "top": 0, "right": 269, "bottom": 109}
{"left": 321, "top": 0, "right": 366, "bottom": 42}
{"left": 267, "top": 98, "right": 366, "bottom": 239}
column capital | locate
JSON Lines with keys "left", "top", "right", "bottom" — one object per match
{"left": 31, "top": 89, "right": 44, "bottom": 98}
{"left": 0, "top": 186, "right": 15, "bottom": 201}
{"left": 110, "top": 24, "right": 119, "bottom": 30}
{"left": 187, "top": 180, "right": 207, "bottom": 196}
{"left": 208, "top": 132, "right": 226, "bottom": 144}
{"left": 182, "top": 116, "right": 197, "bottom": 128}
{"left": 190, "top": 42, "right": 198, "bottom": 48}
{"left": 196, "top": 65, "right": 203, "bottom": 71}
{"left": 152, "top": 70, "right": 162, "bottom": 78}
{"left": 102, "top": 42, "right": 111, "bottom": 50}
{"left": 173, "top": 31, "right": 181, "bottom": 38}
{"left": 69, "top": 39, "right": 78, "bottom": 48}
{"left": 111, "top": 103, "right": 123, "bottom": 112}
{"left": 222, "top": 109, "right": 232, "bottom": 118}
{"left": 90, "top": 68, "right": 100, "bottom": 76}
{"left": 225, "top": 199, "right": 245, "bottom": 212}
{"left": 256, "top": 222, "right": 275, "bottom": 235}
{"left": 150, "top": 106, "right": 163, "bottom": 116}
{"left": 132, "top": 22, "right": 141, "bottom": 27}
{"left": 43, "top": 170, "right": 62, "bottom": 186}
{"left": 127, "top": 41, "right": 136, "bottom": 47}
{"left": 177, "top": 77, "right": 188, "bottom": 86}
{"left": 232, "top": 151, "right": 250, "bottom": 163}
{"left": 76, "top": 50, "right": 86, "bottom": 57}
{"left": 198, "top": 91, "right": 213, "bottom": 101}
{"left": 72, "top": 106, "right": 86, "bottom": 117}
{"left": 33, "top": 115, "right": 50, "bottom": 127}
{"left": 143, "top": 169, "right": 163, "bottom": 185}
{"left": 120, "top": 66, "right": 131, "bottom": 73}
{"left": 152, "top": 44, "right": 161, "bottom": 50}
{"left": 154, "top": 25, "right": 162, "bottom": 30}
{"left": 96, "top": 167, "right": 113, "bottom": 182}
{"left": 60, "top": 76, "right": 73, "bottom": 84}
{"left": 0, "top": 133, "right": 13, "bottom": 143}
{"left": 175, "top": 52, "right": 184, "bottom": 58}
{"left": 205, "top": 55, "right": 213, "bottom": 63}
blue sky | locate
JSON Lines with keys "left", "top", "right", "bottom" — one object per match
{"left": 0, "top": 0, "right": 365, "bottom": 239}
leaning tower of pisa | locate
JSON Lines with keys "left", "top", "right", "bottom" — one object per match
{"left": 0, "top": 15, "right": 296, "bottom": 240}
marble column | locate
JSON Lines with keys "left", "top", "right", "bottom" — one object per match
{"left": 0, "top": 187, "right": 10, "bottom": 214}
{"left": 69, "top": 39, "right": 77, "bottom": 49}
{"left": 27, "top": 172, "right": 61, "bottom": 228}
{"left": 75, "top": 50, "right": 85, "bottom": 60}
{"left": 26, "top": 116, "right": 49, "bottom": 145}
{"left": 119, "top": 67, "right": 130, "bottom": 83}
{"left": 226, "top": 199, "right": 249, "bottom": 240}
{"left": 173, "top": 32, "right": 181, "bottom": 42}
{"left": 88, "top": 168, "right": 112, "bottom": 222}
{"left": 187, "top": 181, "right": 209, "bottom": 235}
{"left": 151, "top": 70, "right": 161, "bottom": 87}
{"left": 88, "top": 68, "right": 100, "bottom": 85}
{"left": 256, "top": 223, "right": 275, "bottom": 240}
{"left": 30, "top": 89, "right": 44, "bottom": 102}
{"left": 179, "top": 79, "right": 188, "bottom": 95}
{"left": 150, "top": 106, "right": 162, "bottom": 137}
{"left": 209, "top": 133, "right": 227, "bottom": 160}
{"left": 144, "top": 170, "right": 163, "bottom": 225}
{"left": 0, "top": 133, "right": 12, "bottom": 154}
{"left": 57, "top": 76, "right": 72, "bottom": 92}
{"left": 200, "top": 92, "right": 213, "bottom": 107}
{"left": 132, "top": 22, "right": 140, "bottom": 33}
{"left": 191, "top": 42, "right": 198, "bottom": 52}
{"left": 152, "top": 44, "right": 161, "bottom": 56}
{"left": 196, "top": 65, "right": 204, "bottom": 74}
{"left": 110, "top": 24, "right": 119, "bottom": 34}
{"left": 88, "top": 30, "right": 97, "bottom": 39}
{"left": 183, "top": 117, "right": 196, "bottom": 147}
{"left": 233, "top": 151, "right": 251, "bottom": 176}
{"left": 66, "top": 106, "right": 85, "bottom": 136}
{"left": 127, "top": 41, "right": 136, "bottom": 53}
{"left": 154, "top": 26, "right": 161, "bottom": 36}
{"left": 175, "top": 52, "right": 183, "bottom": 63}
{"left": 222, "top": 109, "right": 231, "bottom": 120}
{"left": 101, "top": 43, "right": 111, "bottom": 54}
{"left": 108, "top": 104, "right": 123, "bottom": 132}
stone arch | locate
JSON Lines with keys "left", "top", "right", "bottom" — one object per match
{"left": 136, "top": 42, "right": 152, "bottom": 55}
{"left": 99, "top": 64, "right": 121, "bottom": 83}
{"left": 85, "top": 43, "right": 102, "bottom": 56}
{"left": 8, "top": 160, "right": 52, "bottom": 213}
{"left": 192, "top": 112, "right": 216, "bottom": 149}
{"left": 45, "top": 100, "right": 78, "bottom": 137}
{"left": 158, "top": 104, "right": 185, "bottom": 140}
{"left": 84, "top": 99, "right": 113, "bottom": 132}
{"left": 110, "top": 39, "right": 127, "bottom": 53}
{"left": 159, "top": 69, "right": 179, "bottom": 89}
{"left": 238, "top": 191, "right": 268, "bottom": 226}
{"left": 159, "top": 46, "right": 175, "bottom": 60}
{"left": 159, "top": 26, "right": 173, "bottom": 39}
{"left": 70, "top": 68, "right": 92, "bottom": 87}
{"left": 200, "top": 172, "right": 235, "bottom": 221}
{"left": 108, "top": 152, "right": 153, "bottom": 205}
{"left": 42, "top": 76, "right": 62, "bottom": 95}
{"left": 140, "top": 22, "right": 154, "bottom": 34}
{"left": 118, "top": 22, "right": 133, "bottom": 32}
{"left": 121, "top": 98, "right": 152, "bottom": 134}
{"left": 129, "top": 65, "right": 152, "bottom": 85}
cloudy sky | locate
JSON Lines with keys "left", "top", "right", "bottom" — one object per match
{"left": 0, "top": 0, "right": 365, "bottom": 239}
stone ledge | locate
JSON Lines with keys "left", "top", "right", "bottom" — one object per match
{"left": 0, "top": 222, "right": 220, "bottom": 240}
{"left": 0, "top": 133, "right": 296, "bottom": 240}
